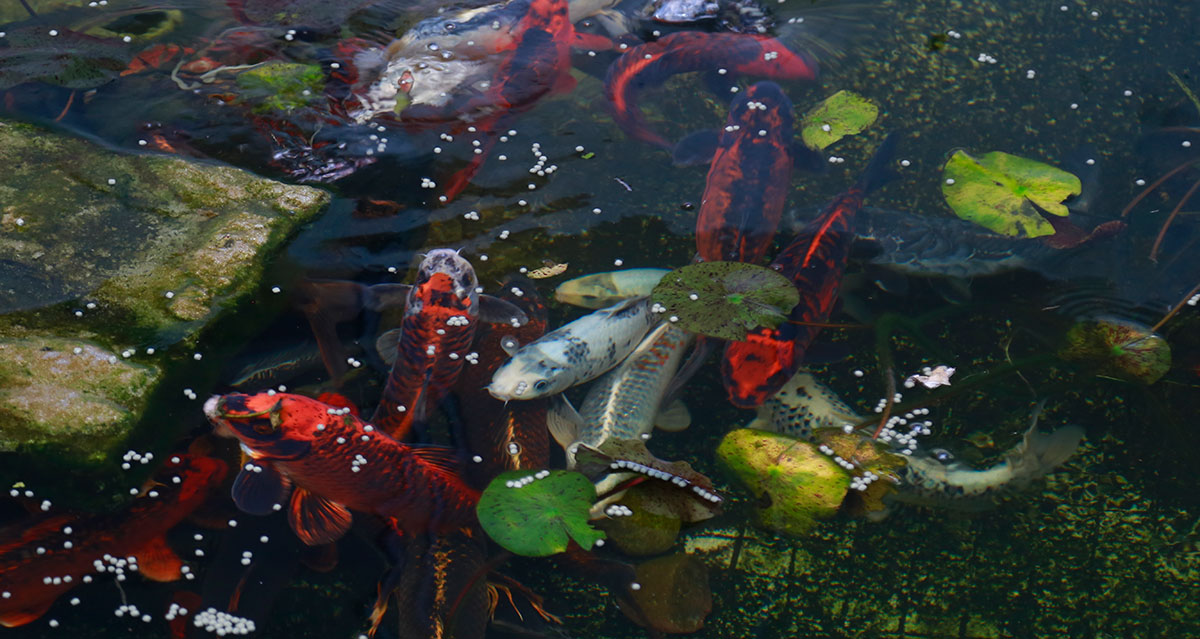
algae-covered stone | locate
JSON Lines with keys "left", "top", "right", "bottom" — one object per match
{"left": 0, "top": 336, "right": 159, "bottom": 462}
{"left": 235, "top": 62, "right": 325, "bottom": 113}
{"left": 716, "top": 428, "right": 849, "bottom": 536}
{"left": 0, "top": 118, "right": 329, "bottom": 343}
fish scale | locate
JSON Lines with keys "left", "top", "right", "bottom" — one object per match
{"left": 208, "top": 393, "right": 479, "bottom": 539}
{"left": 489, "top": 297, "right": 659, "bottom": 400}
{"left": 372, "top": 252, "right": 480, "bottom": 441}
{"left": 578, "top": 323, "right": 694, "bottom": 447}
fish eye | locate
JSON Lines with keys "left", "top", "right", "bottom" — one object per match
{"left": 444, "top": 22, "right": 457, "bottom": 31}
{"left": 534, "top": 380, "right": 549, "bottom": 391}
{"left": 251, "top": 418, "right": 275, "bottom": 435}
{"left": 932, "top": 448, "right": 954, "bottom": 464}
{"left": 398, "top": 70, "right": 414, "bottom": 93}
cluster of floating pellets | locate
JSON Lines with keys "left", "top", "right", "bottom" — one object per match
{"left": 193, "top": 608, "right": 257, "bottom": 636}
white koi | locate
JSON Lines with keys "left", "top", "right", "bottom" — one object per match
{"left": 488, "top": 296, "right": 658, "bottom": 400}
{"left": 554, "top": 268, "right": 670, "bottom": 309}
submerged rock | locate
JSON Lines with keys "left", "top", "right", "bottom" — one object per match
{"left": 619, "top": 553, "right": 712, "bottom": 634}
{"left": 0, "top": 334, "right": 158, "bottom": 462}
{"left": 0, "top": 118, "right": 328, "bottom": 465}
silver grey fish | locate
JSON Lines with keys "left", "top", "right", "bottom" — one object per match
{"left": 554, "top": 268, "right": 669, "bottom": 309}
{"left": 550, "top": 323, "right": 693, "bottom": 462}
{"left": 749, "top": 370, "right": 1083, "bottom": 505}
{"left": 488, "top": 296, "right": 658, "bottom": 400}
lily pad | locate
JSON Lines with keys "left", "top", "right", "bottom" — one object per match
{"left": 1059, "top": 316, "right": 1171, "bottom": 385}
{"left": 716, "top": 429, "right": 849, "bottom": 536}
{"left": 941, "top": 150, "right": 1081, "bottom": 238}
{"left": 476, "top": 470, "right": 604, "bottom": 557}
{"left": 800, "top": 90, "right": 879, "bottom": 150}
{"left": 650, "top": 262, "right": 799, "bottom": 341}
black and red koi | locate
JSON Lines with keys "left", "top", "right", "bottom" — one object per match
{"left": 695, "top": 80, "right": 795, "bottom": 265}
{"left": 604, "top": 31, "right": 817, "bottom": 152}
{"left": 371, "top": 250, "right": 528, "bottom": 441}
{"left": 722, "top": 134, "right": 897, "bottom": 407}
{"left": 205, "top": 392, "right": 480, "bottom": 544}
{"left": 0, "top": 455, "right": 227, "bottom": 628}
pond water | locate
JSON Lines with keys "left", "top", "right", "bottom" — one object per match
{"left": 1, "top": 0, "right": 1199, "bottom": 637}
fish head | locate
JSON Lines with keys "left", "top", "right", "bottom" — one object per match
{"left": 409, "top": 248, "right": 481, "bottom": 313}
{"left": 487, "top": 351, "right": 569, "bottom": 400}
{"left": 204, "top": 393, "right": 315, "bottom": 460}
{"left": 726, "top": 80, "right": 794, "bottom": 140}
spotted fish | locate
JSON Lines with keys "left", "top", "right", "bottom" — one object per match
{"left": 749, "top": 370, "right": 1084, "bottom": 506}
{"left": 488, "top": 296, "right": 659, "bottom": 400}
{"left": 549, "top": 323, "right": 693, "bottom": 463}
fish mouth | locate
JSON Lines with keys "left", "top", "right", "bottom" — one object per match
{"left": 203, "top": 395, "right": 223, "bottom": 420}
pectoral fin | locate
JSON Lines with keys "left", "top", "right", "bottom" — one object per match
{"left": 375, "top": 328, "right": 401, "bottom": 367}
{"left": 653, "top": 399, "right": 691, "bottom": 432}
{"left": 547, "top": 396, "right": 584, "bottom": 452}
{"left": 232, "top": 460, "right": 293, "bottom": 516}
{"left": 288, "top": 488, "right": 353, "bottom": 546}
{"left": 480, "top": 295, "right": 530, "bottom": 326}
{"left": 131, "top": 535, "right": 184, "bottom": 582}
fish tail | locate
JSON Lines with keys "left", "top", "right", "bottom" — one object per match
{"left": 856, "top": 132, "right": 900, "bottom": 195}
{"left": 1008, "top": 423, "right": 1085, "bottom": 487}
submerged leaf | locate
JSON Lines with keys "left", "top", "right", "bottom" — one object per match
{"left": 651, "top": 262, "right": 799, "bottom": 341}
{"left": 800, "top": 90, "right": 879, "bottom": 150}
{"left": 942, "top": 150, "right": 1081, "bottom": 238}
{"left": 476, "top": 470, "right": 604, "bottom": 557}
{"left": 1059, "top": 316, "right": 1171, "bottom": 385}
{"left": 0, "top": 26, "right": 129, "bottom": 90}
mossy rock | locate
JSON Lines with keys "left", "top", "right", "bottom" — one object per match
{"left": 235, "top": 62, "right": 325, "bottom": 113}
{"left": 716, "top": 428, "right": 849, "bottom": 536}
{"left": 0, "top": 118, "right": 329, "bottom": 344}
{"left": 0, "top": 336, "right": 159, "bottom": 463}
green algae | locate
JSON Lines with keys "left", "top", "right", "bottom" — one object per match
{"left": 235, "top": 62, "right": 325, "bottom": 113}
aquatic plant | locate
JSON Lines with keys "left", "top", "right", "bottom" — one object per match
{"left": 800, "top": 90, "right": 879, "bottom": 150}
{"left": 476, "top": 470, "right": 605, "bottom": 557}
{"left": 1059, "top": 316, "right": 1171, "bottom": 385}
{"left": 651, "top": 262, "right": 800, "bottom": 341}
{"left": 234, "top": 62, "right": 324, "bottom": 114}
{"left": 941, "top": 150, "right": 1081, "bottom": 238}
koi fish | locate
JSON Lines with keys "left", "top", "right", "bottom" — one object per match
{"left": 372, "top": 249, "right": 527, "bottom": 441}
{"left": 646, "top": 0, "right": 774, "bottom": 33}
{"left": 452, "top": 276, "right": 552, "bottom": 482}
{"left": 722, "top": 133, "right": 897, "bottom": 407}
{"left": 549, "top": 323, "right": 693, "bottom": 464}
{"left": 749, "top": 370, "right": 1084, "bottom": 506}
{"left": 554, "top": 268, "right": 670, "bottom": 308}
{"left": 489, "top": 296, "right": 659, "bottom": 400}
{"left": 603, "top": 31, "right": 817, "bottom": 152}
{"left": 694, "top": 80, "right": 796, "bottom": 265}
{"left": 0, "top": 454, "right": 227, "bottom": 628}
{"left": 204, "top": 392, "right": 479, "bottom": 544}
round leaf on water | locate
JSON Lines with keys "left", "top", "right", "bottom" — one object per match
{"left": 651, "top": 262, "right": 799, "bottom": 341}
{"left": 942, "top": 150, "right": 1081, "bottom": 238}
{"left": 477, "top": 470, "right": 604, "bottom": 557}
{"left": 1059, "top": 316, "right": 1171, "bottom": 385}
{"left": 800, "top": 90, "right": 879, "bottom": 150}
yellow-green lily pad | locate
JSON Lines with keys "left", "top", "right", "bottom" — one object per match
{"left": 800, "top": 90, "right": 879, "bottom": 150}
{"left": 941, "top": 150, "right": 1081, "bottom": 238}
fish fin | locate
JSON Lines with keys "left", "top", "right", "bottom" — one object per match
{"left": 553, "top": 71, "right": 577, "bottom": 94}
{"left": 661, "top": 336, "right": 713, "bottom": 408}
{"left": 299, "top": 541, "right": 339, "bottom": 573}
{"left": 406, "top": 444, "right": 465, "bottom": 476}
{"left": 547, "top": 396, "right": 583, "bottom": 451}
{"left": 791, "top": 142, "right": 830, "bottom": 174}
{"left": 131, "top": 535, "right": 184, "bottom": 582}
{"left": 672, "top": 129, "right": 720, "bottom": 167}
{"left": 499, "top": 335, "right": 521, "bottom": 357}
{"left": 0, "top": 600, "right": 56, "bottom": 628}
{"left": 288, "top": 488, "right": 353, "bottom": 546}
{"left": 653, "top": 399, "right": 691, "bottom": 432}
{"left": 571, "top": 31, "right": 614, "bottom": 51}
{"left": 598, "top": 295, "right": 648, "bottom": 317}
{"left": 231, "top": 460, "right": 293, "bottom": 516}
{"left": 1020, "top": 424, "right": 1085, "bottom": 476}
{"left": 363, "top": 284, "right": 412, "bottom": 312}
{"left": 375, "top": 328, "right": 401, "bottom": 367}
{"left": 929, "top": 277, "right": 973, "bottom": 304}
{"left": 855, "top": 132, "right": 900, "bottom": 194}
{"left": 480, "top": 295, "right": 530, "bottom": 326}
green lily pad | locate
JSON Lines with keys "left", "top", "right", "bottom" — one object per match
{"left": 1059, "top": 316, "right": 1171, "bottom": 385}
{"left": 650, "top": 262, "right": 799, "bottom": 341}
{"left": 800, "top": 90, "right": 879, "bottom": 150}
{"left": 476, "top": 470, "right": 604, "bottom": 557}
{"left": 941, "top": 150, "right": 1081, "bottom": 238}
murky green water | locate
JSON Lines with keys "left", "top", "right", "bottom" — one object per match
{"left": 2, "top": 0, "right": 1199, "bottom": 637}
